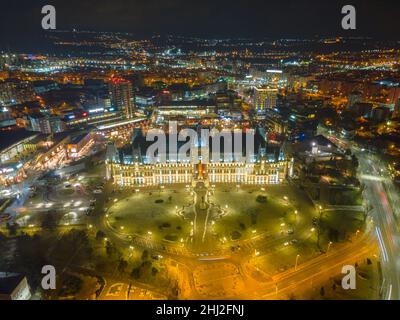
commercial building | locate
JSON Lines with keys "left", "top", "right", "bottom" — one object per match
{"left": 66, "top": 132, "right": 93, "bottom": 159}
{"left": 153, "top": 102, "right": 217, "bottom": 124}
{"left": 109, "top": 78, "right": 134, "bottom": 119}
{"left": 0, "top": 130, "right": 38, "bottom": 165}
{"left": 0, "top": 273, "right": 31, "bottom": 300}
{"left": 29, "top": 114, "right": 65, "bottom": 134}
{"left": 253, "top": 86, "right": 278, "bottom": 113}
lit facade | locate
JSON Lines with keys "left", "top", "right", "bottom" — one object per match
{"left": 109, "top": 78, "right": 135, "bottom": 119}
{"left": 105, "top": 128, "right": 289, "bottom": 186}
{"left": 253, "top": 86, "right": 278, "bottom": 113}
{"left": 106, "top": 161, "right": 287, "bottom": 186}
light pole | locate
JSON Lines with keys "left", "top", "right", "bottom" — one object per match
{"left": 128, "top": 245, "right": 134, "bottom": 260}
{"left": 317, "top": 205, "right": 323, "bottom": 248}
{"left": 295, "top": 254, "right": 300, "bottom": 271}
{"left": 326, "top": 241, "right": 332, "bottom": 254}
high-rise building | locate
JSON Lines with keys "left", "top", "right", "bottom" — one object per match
{"left": 253, "top": 86, "right": 278, "bottom": 113}
{"left": 108, "top": 78, "right": 134, "bottom": 119}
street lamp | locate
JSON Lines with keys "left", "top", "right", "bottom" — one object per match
{"left": 317, "top": 205, "right": 323, "bottom": 248}
{"left": 327, "top": 241, "right": 332, "bottom": 254}
{"left": 295, "top": 254, "right": 300, "bottom": 271}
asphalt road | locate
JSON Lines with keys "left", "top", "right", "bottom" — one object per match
{"left": 321, "top": 127, "right": 400, "bottom": 300}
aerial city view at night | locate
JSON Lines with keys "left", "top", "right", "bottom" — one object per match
{"left": 0, "top": 0, "right": 400, "bottom": 307}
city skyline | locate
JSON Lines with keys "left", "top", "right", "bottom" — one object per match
{"left": 1, "top": 0, "right": 400, "bottom": 52}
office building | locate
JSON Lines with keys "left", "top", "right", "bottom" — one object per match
{"left": 109, "top": 78, "right": 134, "bottom": 119}
{"left": 253, "top": 86, "right": 278, "bottom": 113}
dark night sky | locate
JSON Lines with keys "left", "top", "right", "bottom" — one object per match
{"left": 0, "top": 0, "right": 399, "bottom": 50}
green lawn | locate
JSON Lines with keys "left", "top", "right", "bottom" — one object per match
{"left": 211, "top": 186, "right": 297, "bottom": 241}
{"left": 320, "top": 209, "right": 365, "bottom": 243}
{"left": 107, "top": 187, "right": 193, "bottom": 242}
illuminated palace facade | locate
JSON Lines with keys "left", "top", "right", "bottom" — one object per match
{"left": 105, "top": 128, "right": 291, "bottom": 186}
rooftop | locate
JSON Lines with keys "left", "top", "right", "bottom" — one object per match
{"left": 0, "top": 273, "right": 25, "bottom": 295}
{"left": 0, "top": 129, "right": 37, "bottom": 152}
